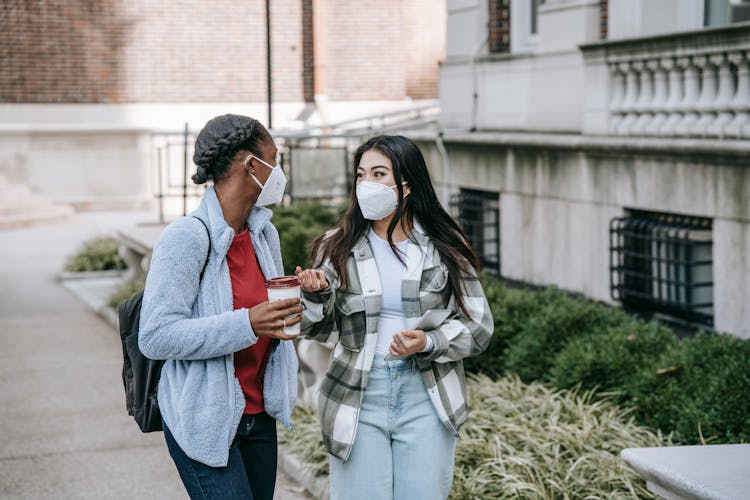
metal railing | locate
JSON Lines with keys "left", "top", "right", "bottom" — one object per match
{"left": 610, "top": 210, "right": 714, "bottom": 327}
{"left": 147, "top": 104, "right": 440, "bottom": 220}
{"left": 149, "top": 124, "right": 204, "bottom": 223}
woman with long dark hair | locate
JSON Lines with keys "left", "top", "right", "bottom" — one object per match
{"left": 296, "top": 135, "right": 493, "bottom": 499}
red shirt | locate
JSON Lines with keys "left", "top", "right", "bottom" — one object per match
{"left": 226, "top": 228, "right": 273, "bottom": 415}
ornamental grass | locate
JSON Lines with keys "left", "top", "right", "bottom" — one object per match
{"left": 280, "top": 374, "right": 669, "bottom": 499}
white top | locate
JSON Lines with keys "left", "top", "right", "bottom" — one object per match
{"left": 368, "top": 229, "right": 433, "bottom": 355}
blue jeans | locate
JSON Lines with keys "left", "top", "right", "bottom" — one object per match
{"left": 163, "top": 412, "right": 277, "bottom": 500}
{"left": 329, "top": 354, "right": 457, "bottom": 500}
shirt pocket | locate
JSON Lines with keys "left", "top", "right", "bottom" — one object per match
{"left": 420, "top": 264, "right": 449, "bottom": 292}
{"left": 335, "top": 291, "right": 367, "bottom": 351}
{"left": 419, "top": 264, "right": 451, "bottom": 312}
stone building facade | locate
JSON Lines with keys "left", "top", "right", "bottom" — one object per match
{"left": 410, "top": 0, "right": 750, "bottom": 338}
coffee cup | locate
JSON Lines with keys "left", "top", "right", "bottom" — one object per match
{"left": 266, "top": 276, "right": 302, "bottom": 336}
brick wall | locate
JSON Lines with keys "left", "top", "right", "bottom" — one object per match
{"left": 0, "top": 0, "right": 444, "bottom": 104}
{"left": 599, "top": 0, "right": 608, "bottom": 39}
{"left": 403, "top": 0, "right": 446, "bottom": 99}
{"left": 115, "top": 0, "right": 304, "bottom": 103}
{"left": 0, "top": 0, "right": 127, "bottom": 102}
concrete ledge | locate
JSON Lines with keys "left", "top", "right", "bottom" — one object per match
{"left": 406, "top": 129, "right": 750, "bottom": 159}
{"left": 59, "top": 272, "right": 122, "bottom": 329}
{"left": 621, "top": 444, "right": 750, "bottom": 500}
{"left": 116, "top": 224, "right": 165, "bottom": 282}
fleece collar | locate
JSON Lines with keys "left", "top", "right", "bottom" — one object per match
{"left": 193, "top": 185, "right": 274, "bottom": 256}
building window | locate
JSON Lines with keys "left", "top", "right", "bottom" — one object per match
{"left": 451, "top": 189, "right": 501, "bottom": 277}
{"left": 610, "top": 210, "right": 714, "bottom": 328}
{"left": 531, "top": 0, "right": 546, "bottom": 34}
{"left": 489, "top": 0, "right": 512, "bottom": 53}
{"left": 704, "top": 0, "right": 750, "bottom": 26}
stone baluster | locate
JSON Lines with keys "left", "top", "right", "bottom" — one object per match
{"left": 690, "top": 55, "right": 719, "bottom": 136}
{"left": 616, "top": 61, "right": 640, "bottom": 135}
{"left": 659, "top": 57, "right": 684, "bottom": 135}
{"left": 645, "top": 58, "right": 670, "bottom": 134}
{"left": 630, "top": 60, "right": 654, "bottom": 135}
{"left": 608, "top": 62, "right": 626, "bottom": 133}
{"left": 707, "top": 53, "right": 737, "bottom": 136}
{"left": 723, "top": 51, "right": 750, "bottom": 138}
{"left": 674, "top": 56, "right": 701, "bottom": 136}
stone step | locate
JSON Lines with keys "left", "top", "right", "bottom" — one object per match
{"left": 0, "top": 175, "right": 75, "bottom": 229}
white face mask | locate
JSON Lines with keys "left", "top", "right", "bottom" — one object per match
{"left": 246, "top": 155, "right": 287, "bottom": 206}
{"left": 356, "top": 181, "right": 407, "bottom": 220}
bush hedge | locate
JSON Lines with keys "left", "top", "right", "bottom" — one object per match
{"left": 470, "top": 275, "right": 750, "bottom": 445}
{"left": 64, "top": 236, "right": 127, "bottom": 272}
{"left": 271, "top": 202, "right": 344, "bottom": 275}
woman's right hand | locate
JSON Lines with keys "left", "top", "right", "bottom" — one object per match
{"left": 295, "top": 266, "right": 329, "bottom": 293}
{"left": 248, "top": 298, "right": 303, "bottom": 340}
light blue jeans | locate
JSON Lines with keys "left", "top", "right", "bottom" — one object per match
{"left": 329, "top": 354, "right": 456, "bottom": 500}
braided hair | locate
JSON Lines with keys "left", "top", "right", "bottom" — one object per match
{"left": 192, "top": 114, "right": 271, "bottom": 184}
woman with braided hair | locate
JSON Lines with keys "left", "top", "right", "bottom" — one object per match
{"left": 139, "top": 114, "right": 300, "bottom": 500}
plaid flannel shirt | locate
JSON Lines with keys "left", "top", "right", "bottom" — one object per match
{"left": 300, "top": 222, "right": 494, "bottom": 461}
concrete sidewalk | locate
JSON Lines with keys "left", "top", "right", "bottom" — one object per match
{"left": 0, "top": 212, "right": 311, "bottom": 500}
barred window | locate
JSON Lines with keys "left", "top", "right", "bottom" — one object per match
{"left": 610, "top": 210, "right": 714, "bottom": 328}
{"left": 450, "top": 189, "right": 500, "bottom": 277}
{"left": 488, "top": 0, "right": 511, "bottom": 53}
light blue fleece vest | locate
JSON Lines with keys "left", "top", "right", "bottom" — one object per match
{"left": 138, "top": 186, "right": 297, "bottom": 467}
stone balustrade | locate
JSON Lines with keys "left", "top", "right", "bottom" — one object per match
{"left": 582, "top": 22, "right": 750, "bottom": 139}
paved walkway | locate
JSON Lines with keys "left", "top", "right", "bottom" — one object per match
{"left": 0, "top": 212, "right": 311, "bottom": 500}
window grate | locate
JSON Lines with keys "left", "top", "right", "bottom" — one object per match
{"left": 450, "top": 189, "right": 500, "bottom": 277}
{"left": 610, "top": 210, "right": 713, "bottom": 327}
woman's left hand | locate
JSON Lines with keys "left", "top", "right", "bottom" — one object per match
{"left": 389, "top": 329, "right": 427, "bottom": 357}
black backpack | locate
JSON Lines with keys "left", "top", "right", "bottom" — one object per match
{"left": 118, "top": 216, "right": 211, "bottom": 432}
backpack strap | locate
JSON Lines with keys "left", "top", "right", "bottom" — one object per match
{"left": 191, "top": 216, "right": 211, "bottom": 281}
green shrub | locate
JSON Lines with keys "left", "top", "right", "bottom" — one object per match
{"left": 464, "top": 276, "right": 547, "bottom": 377}
{"left": 466, "top": 278, "right": 750, "bottom": 445}
{"left": 503, "top": 287, "right": 631, "bottom": 382}
{"left": 272, "top": 202, "right": 344, "bottom": 275}
{"left": 107, "top": 278, "right": 145, "bottom": 310}
{"left": 64, "top": 236, "right": 127, "bottom": 272}
{"left": 548, "top": 320, "right": 678, "bottom": 402}
{"left": 633, "top": 332, "right": 750, "bottom": 444}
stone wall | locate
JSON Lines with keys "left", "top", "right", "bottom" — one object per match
{"left": 410, "top": 132, "right": 750, "bottom": 338}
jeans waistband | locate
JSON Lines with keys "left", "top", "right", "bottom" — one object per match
{"left": 372, "top": 353, "right": 414, "bottom": 372}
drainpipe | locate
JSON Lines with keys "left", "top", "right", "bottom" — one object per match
{"left": 470, "top": 34, "right": 488, "bottom": 132}
{"left": 266, "top": 0, "right": 273, "bottom": 129}
{"left": 436, "top": 130, "right": 451, "bottom": 206}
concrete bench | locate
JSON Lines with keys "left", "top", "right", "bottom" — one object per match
{"left": 116, "top": 224, "right": 166, "bottom": 282}
{"left": 621, "top": 444, "right": 750, "bottom": 500}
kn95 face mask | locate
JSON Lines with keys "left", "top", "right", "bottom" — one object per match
{"left": 247, "top": 155, "right": 287, "bottom": 206}
{"left": 356, "top": 181, "right": 407, "bottom": 220}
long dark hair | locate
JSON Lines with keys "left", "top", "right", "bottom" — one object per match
{"left": 311, "top": 135, "right": 481, "bottom": 317}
